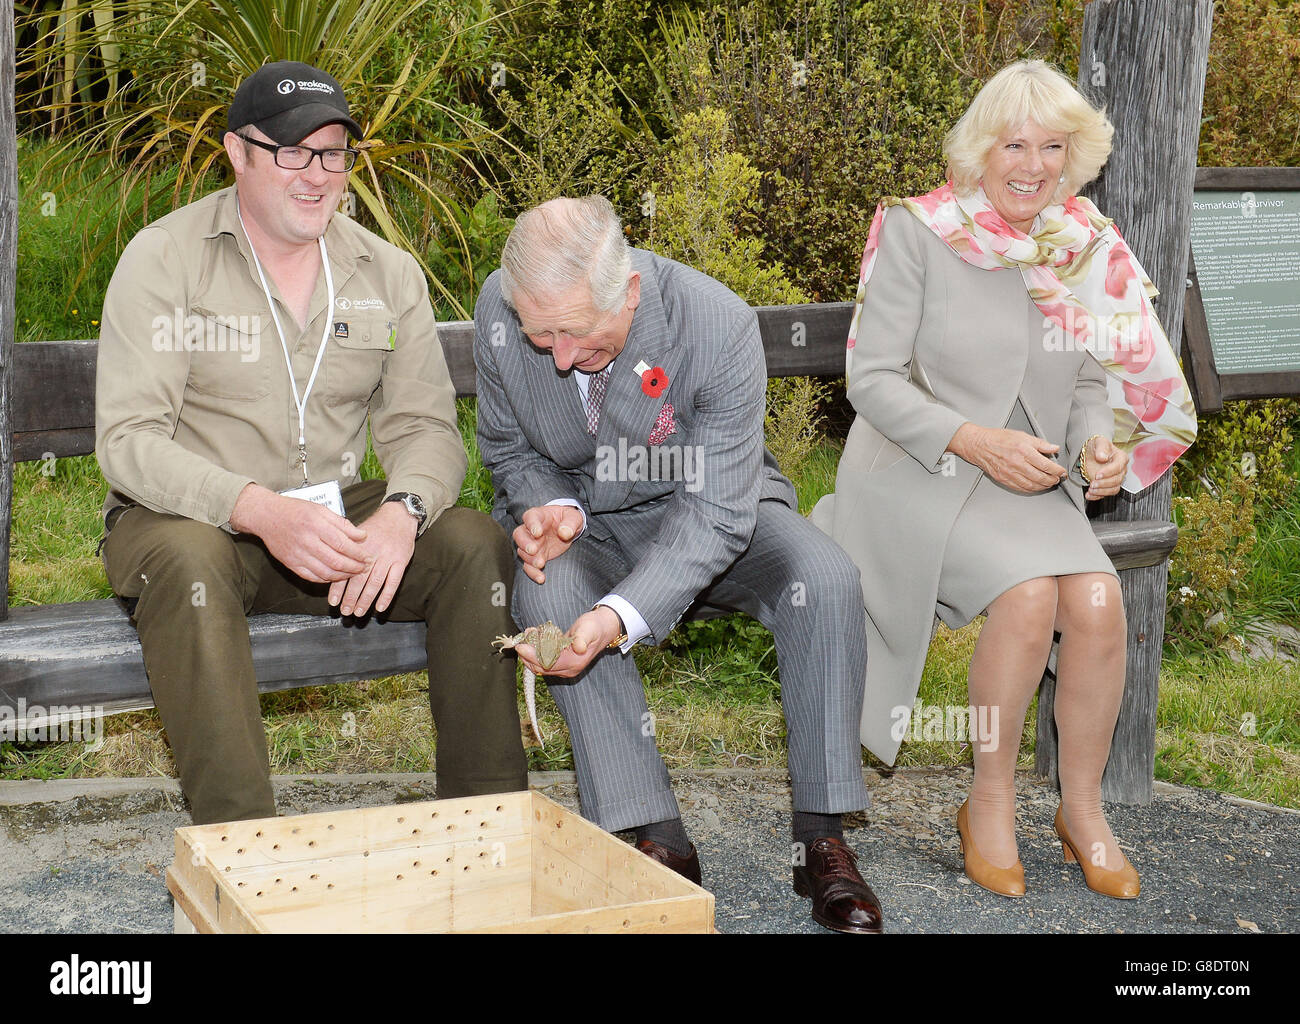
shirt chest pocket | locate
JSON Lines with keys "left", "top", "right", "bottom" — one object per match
{"left": 325, "top": 317, "right": 393, "bottom": 404}
{"left": 183, "top": 306, "right": 273, "bottom": 401}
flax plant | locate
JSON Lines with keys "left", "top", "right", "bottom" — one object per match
{"left": 15, "top": 0, "right": 509, "bottom": 316}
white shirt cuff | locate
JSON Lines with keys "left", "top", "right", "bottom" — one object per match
{"left": 595, "top": 593, "right": 651, "bottom": 652}
{"left": 544, "top": 497, "right": 587, "bottom": 535}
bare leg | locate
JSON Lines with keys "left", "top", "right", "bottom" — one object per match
{"left": 964, "top": 577, "right": 1058, "bottom": 868}
{"left": 1052, "top": 572, "right": 1128, "bottom": 870}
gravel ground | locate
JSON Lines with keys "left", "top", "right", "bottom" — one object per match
{"left": 1, "top": 767, "right": 1295, "bottom": 935}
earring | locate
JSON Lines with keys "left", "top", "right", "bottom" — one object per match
{"left": 1059, "top": 175, "right": 1065, "bottom": 184}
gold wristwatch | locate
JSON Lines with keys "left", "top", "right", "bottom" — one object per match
{"left": 592, "top": 603, "right": 629, "bottom": 649}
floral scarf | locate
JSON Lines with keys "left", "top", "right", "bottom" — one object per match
{"left": 846, "top": 181, "right": 1198, "bottom": 491}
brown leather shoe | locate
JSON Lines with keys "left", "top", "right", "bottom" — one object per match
{"left": 635, "top": 839, "right": 702, "bottom": 886}
{"left": 793, "top": 836, "right": 884, "bottom": 934}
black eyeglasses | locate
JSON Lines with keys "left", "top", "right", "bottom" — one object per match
{"left": 238, "top": 134, "right": 358, "bottom": 172}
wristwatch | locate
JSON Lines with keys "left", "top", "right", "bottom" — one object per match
{"left": 592, "top": 603, "right": 629, "bottom": 649}
{"left": 383, "top": 491, "right": 427, "bottom": 530}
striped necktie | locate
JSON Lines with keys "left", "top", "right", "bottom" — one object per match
{"left": 586, "top": 366, "right": 611, "bottom": 437}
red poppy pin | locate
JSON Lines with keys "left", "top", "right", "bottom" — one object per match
{"left": 641, "top": 366, "right": 669, "bottom": 398}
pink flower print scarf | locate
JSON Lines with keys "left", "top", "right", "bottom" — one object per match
{"left": 847, "top": 181, "right": 1197, "bottom": 491}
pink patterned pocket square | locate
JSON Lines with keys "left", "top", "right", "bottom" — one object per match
{"left": 648, "top": 402, "right": 676, "bottom": 445}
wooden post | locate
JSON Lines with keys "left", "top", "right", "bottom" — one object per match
{"left": 1036, "top": 0, "right": 1214, "bottom": 803}
{"left": 1, "top": 0, "right": 17, "bottom": 622}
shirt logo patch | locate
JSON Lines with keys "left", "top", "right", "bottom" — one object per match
{"left": 333, "top": 322, "right": 349, "bottom": 338}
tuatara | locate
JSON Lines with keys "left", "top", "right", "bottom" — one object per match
{"left": 492, "top": 621, "right": 574, "bottom": 744}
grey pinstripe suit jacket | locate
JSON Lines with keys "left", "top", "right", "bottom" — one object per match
{"left": 474, "top": 248, "right": 798, "bottom": 643}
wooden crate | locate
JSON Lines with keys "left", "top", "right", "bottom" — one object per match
{"left": 165, "top": 790, "right": 714, "bottom": 933}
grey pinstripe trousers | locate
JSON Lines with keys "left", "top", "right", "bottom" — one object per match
{"left": 513, "top": 499, "right": 871, "bottom": 833}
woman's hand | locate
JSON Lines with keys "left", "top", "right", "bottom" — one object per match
{"left": 1083, "top": 436, "right": 1129, "bottom": 500}
{"left": 949, "top": 422, "right": 1068, "bottom": 494}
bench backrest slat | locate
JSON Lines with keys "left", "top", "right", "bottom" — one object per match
{"left": 9, "top": 304, "right": 855, "bottom": 463}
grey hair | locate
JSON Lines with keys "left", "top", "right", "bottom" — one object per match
{"left": 499, "top": 195, "right": 631, "bottom": 313}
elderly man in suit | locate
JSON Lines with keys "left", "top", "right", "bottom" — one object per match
{"left": 474, "top": 195, "right": 882, "bottom": 933}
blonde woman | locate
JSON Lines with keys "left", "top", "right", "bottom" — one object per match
{"left": 813, "top": 60, "right": 1196, "bottom": 898}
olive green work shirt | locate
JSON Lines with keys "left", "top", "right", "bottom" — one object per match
{"left": 95, "top": 185, "right": 466, "bottom": 533}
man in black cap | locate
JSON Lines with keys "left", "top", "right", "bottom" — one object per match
{"left": 95, "top": 61, "right": 529, "bottom": 825}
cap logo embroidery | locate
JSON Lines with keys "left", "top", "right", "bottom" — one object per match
{"left": 277, "top": 79, "right": 295, "bottom": 94}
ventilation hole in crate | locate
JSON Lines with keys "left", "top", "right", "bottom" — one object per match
{"left": 462, "top": 865, "right": 470, "bottom": 872}
{"left": 327, "top": 883, "right": 335, "bottom": 890}
{"left": 272, "top": 844, "right": 280, "bottom": 851}
{"left": 430, "top": 811, "right": 438, "bottom": 818}
{"left": 362, "top": 850, "right": 369, "bottom": 857}
{"left": 220, "top": 836, "right": 228, "bottom": 842}
{"left": 308, "top": 841, "right": 317, "bottom": 848}
{"left": 255, "top": 831, "right": 263, "bottom": 838}
{"left": 292, "top": 827, "right": 301, "bottom": 834}
{"left": 274, "top": 878, "right": 282, "bottom": 884}
{"left": 237, "top": 882, "right": 246, "bottom": 888}
{"left": 291, "top": 886, "right": 298, "bottom": 893}
{"left": 496, "top": 804, "right": 503, "bottom": 811}
{"left": 310, "top": 874, "right": 319, "bottom": 881}
{"left": 445, "top": 856, "right": 452, "bottom": 863}
{"left": 463, "top": 808, "right": 472, "bottom": 814}
{"left": 479, "top": 821, "right": 487, "bottom": 828}
{"left": 411, "top": 829, "right": 420, "bottom": 835}
{"left": 623, "top": 920, "right": 630, "bottom": 928}
{"left": 327, "top": 824, "right": 335, "bottom": 830}
{"left": 397, "top": 816, "right": 405, "bottom": 823}
{"left": 430, "top": 870, "right": 438, "bottom": 876}
{"left": 396, "top": 874, "right": 404, "bottom": 881}
{"left": 659, "top": 915, "right": 668, "bottom": 924}
{"left": 445, "top": 825, "right": 454, "bottom": 832}
{"left": 256, "top": 891, "right": 264, "bottom": 897}
{"left": 412, "top": 860, "right": 421, "bottom": 868}
{"left": 236, "top": 848, "right": 245, "bottom": 855}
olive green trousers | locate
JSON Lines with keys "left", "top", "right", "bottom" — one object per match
{"left": 103, "top": 479, "right": 528, "bottom": 825}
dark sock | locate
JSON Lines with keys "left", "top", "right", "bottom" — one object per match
{"left": 793, "top": 810, "right": 843, "bottom": 851}
{"left": 636, "top": 817, "right": 692, "bottom": 856}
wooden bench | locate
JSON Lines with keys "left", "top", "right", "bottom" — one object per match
{"left": 0, "top": 304, "right": 1179, "bottom": 798}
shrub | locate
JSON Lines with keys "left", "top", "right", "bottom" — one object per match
{"left": 1167, "top": 475, "right": 1258, "bottom": 646}
{"left": 641, "top": 105, "right": 831, "bottom": 476}
{"left": 1174, "top": 398, "right": 1298, "bottom": 513}
{"left": 651, "top": 0, "right": 1082, "bottom": 302}
{"left": 1199, "top": 0, "right": 1300, "bottom": 167}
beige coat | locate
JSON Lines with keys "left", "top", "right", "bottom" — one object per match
{"left": 811, "top": 209, "right": 1114, "bottom": 765}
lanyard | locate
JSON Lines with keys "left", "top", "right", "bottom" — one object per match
{"left": 236, "top": 202, "right": 336, "bottom": 484}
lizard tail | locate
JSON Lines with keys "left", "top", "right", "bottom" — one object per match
{"left": 523, "top": 666, "right": 544, "bottom": 744}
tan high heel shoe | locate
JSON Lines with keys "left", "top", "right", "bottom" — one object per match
{"left": 1054, "top": 805, "right": 1140, "bottom": 899}
{"left": 956, "top": 799, "right": 1025, "bottom": 897}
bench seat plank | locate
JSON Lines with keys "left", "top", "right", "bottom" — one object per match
{"left": 0, "top": 600, "right": 426, "bottom": 728}
{"left": 0, "top": 518, "right": 1177, "bottom": 729}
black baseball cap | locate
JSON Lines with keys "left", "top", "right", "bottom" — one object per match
{"left": 227, "top": 61, "right": 362, "bottom": 144}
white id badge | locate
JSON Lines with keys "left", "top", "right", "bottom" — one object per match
{"left": 280, "top": 479, "right": 346, "bottom": 517}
